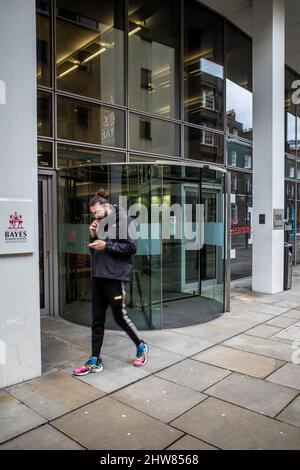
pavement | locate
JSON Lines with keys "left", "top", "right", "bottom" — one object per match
{"left": 1, "top": 271, "right": 300, "bottom": 450}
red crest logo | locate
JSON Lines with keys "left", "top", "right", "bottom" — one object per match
{"left": 9, "top": 212, "right": 24, "bottom": 230}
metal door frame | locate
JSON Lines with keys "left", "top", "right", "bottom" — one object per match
{"left": 38, "top": 171, "right": 58, "bottom": 316}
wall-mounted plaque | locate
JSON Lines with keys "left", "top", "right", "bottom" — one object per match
{"left": 0, "top": 199, "right": 35, "bottom": 254}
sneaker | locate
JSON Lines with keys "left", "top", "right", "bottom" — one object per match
{"left": 134, "top": 342, "right": 149, "bottom": 367}
{"left": 73, "top": 357, "right": 104, "bottom": 376}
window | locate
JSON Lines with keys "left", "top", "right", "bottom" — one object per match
{"left": 286, "top": 157, "right": 296, "bottom": 179}
{"left": 141, "top": 68, "right": 152, "bottom": 91}
{"left": 184, "top": 0, "right": 224, "bottom": 129}
{"left": 36, "top": 0, "right": 52, "bottom": 87}
{"left": 140, "top": 120, "right": 152, "bottom": 140}
{"left": 37, "top": 91, "right": 52, "bottom": 137}
{"left": 128, "top": 0, "right": 180, "bottom": 119}
{"left": 230, "top": 171, "right": 253, "bottom": 280}
{"left": 57, "top": 96, "right": 125, "bottom": 148}
{"left": 230, "top": 151, "right": 237, "bottom": 167}
{"left": 38, "top": 141, "right": 53, "bottom": 168}
{"left": 226, "top": 25, "right": 253, "bottom": 140}
{"left": 201, "top": 130, "right": 214, "bottom": 146}
{"left": 227, "top": 137, "right": 252, "bottom": 170}
{"left": 185, "top": 126, "right": 224, "bottom": 163}
{"left": 232, "top": 175, "right": 238, "bottom": 192}
{"left": 244, "top": 154, "right": 252, "bottom": 169}
{"left": 202, "top": 90, "right": 215, "bottom": 110}
{"left": 57, "top": 144, "right": 125, "bottom": 167}
{"left": 286, "top": 69, "right": 297, "bottom": 156}
{"left": 130, "top": 113, "right": 180, "bottom": 156}
{"left": 75, "top": 106, "right": 91, "bottom": 129}
{"left": 56, "top": 0, "right": 125, "bottom": 104}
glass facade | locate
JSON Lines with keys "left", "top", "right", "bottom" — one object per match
{"left": 128, "top": 0, "right": 180, "bottom": 119}
{"left": 284, "top": 68, "right": 300, "bottom": 265}
{"left": 36, "top": 0, "right": 261, "bottom": 327}
{"left": 184, "top": 1, "right": 224, "bottom": 129}
{"left": 56, "top": 0, "right": 125, "bottom": 105}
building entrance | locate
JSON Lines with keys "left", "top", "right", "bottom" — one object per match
{"left": 57, "top": 162, "right": 229, "bottom": 329}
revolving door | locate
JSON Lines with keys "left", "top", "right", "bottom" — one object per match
{"left": 58, "top": 162, "right": 229, "bottom": 330}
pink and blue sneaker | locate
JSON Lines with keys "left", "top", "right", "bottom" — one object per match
{"left": 134, "top": 342, "right": 149, "bottom": 367}
{"left": 73, "top": 357, "right": 104, "bottom": 376}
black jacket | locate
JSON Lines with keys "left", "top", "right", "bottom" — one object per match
{"left": 89, "top": 205, "right": 136, "bottom": 282}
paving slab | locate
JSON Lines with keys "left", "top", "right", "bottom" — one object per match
{"left": 111, "top": 375, "right": 206, "bottom": 423}
{"left": 267, "top": 363, "right": 300, "bottom": 390}
{"left": 65, "top": 355, "right": 151, "bottom": 393}
{"left": 0, "top": 391, "right": 46, "bottom": 445}
{"left": 245, "top": 324, "right": 282, "bottom": 339}
{"left": 0, "top": 424, "right": 84, "bottom": 450}
{"left": 6, "top": 370, "right": 105, "bottom": 420}
{"left": 51, "top": 397, "right": 183, "bottom": 450}
{"left": 210, "top": 315, "right": 264, "bottom": 331}
{"left": 274, "top": 325, "right": 300, "bottom": 342}
{"left": 41, "top": 335, "right": 87, "bottom": 367}
{"left": 205, "top": 373, "right": 298, "bottom": 417}
{"left": 140, "top": 331, "right": 213, "bottom": 356}
{"left": 227, "top": 311, "right": 275, "bottom": 323}
{"left": 170, "top": 323, "right": 251, "bottom": 344}
{"left": 107, "top": 343, "right": 185, "bottom": 374}
{"left": 171, "top": 397, "right": 300, "bottom": 450}
{"left": 282, "top": 310, "right": 300, "bottom": 320}
{"left": 155, "top": 359, "right": 231, "bottom": 392}
{"left": 223, "top": 334, "right": 294, "bottom": 362}
{"left": 277, "top": 395, "right": 300, "bottom": 428}
{"left": 193, "top": 345, "right": 283, "bottom": 379}
{"left": 266, "top": 317, "right": 299, "bottom": 328}
{"left": 273, "top": 300, "right": 300, "bottom": 309}
{"left": 167, "top": 435, "right": 218, "bottom": 451}
{"left": 230, "top": 302, "right": 289, "bottom": 317}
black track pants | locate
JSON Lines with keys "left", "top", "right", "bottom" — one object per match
{"left": 91, "top": 277, "right": 141, "bottom": 357}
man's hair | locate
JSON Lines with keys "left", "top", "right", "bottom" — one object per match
{"left": 89, "top": 188, "right": 110, "bottom": 207}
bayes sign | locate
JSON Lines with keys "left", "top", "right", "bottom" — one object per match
{"left": 0, "top": 199, "right": 34, "bottom": 254}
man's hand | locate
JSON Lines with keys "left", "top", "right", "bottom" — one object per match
{"left": 89, "top": 220, "right": 99, "bottom": 237}
{"left": 88, "top": 240, "right": 106, "bottom": 251}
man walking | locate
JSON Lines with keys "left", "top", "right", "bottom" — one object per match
{"left": 73, "top": 189, "right": 149, "bottom": 376}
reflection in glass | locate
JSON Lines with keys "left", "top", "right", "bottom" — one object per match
{"left": 185, "top": 126, "right": 224, "bottom": 164}
{"left": 128, "top": 0, "right": 180, "bottom": 118}
{"left": 226, "top": 26, "right": 252, "bottom": 140}
{"left": 296, "top": 196, "right": 300, "bottom": 265}
{"left": 129, "top": 113, "right": 180, "bottom": 157}
{"left": 227, "top": 137, "right": 252, "bottom": 170}
{"left": 286, "top": 69, "right": 297, "bottom": 155}
{"left": 285, "top": 156, "right": 295, "bottom": 179}
{"left": 230, "top": 171, "right": 252, "bottom": 280}
{"left": 37, "top": 91, "right": 52, "bottom": 137}
{"left": 36, "top": 0, "right": 52, "bottom": 87}
{"left": 285, "top": 181, "right": 296, "bottom": 247}
{"left": 57, "top": 96, "right": 125, "bottom": 148}
{"left": 184, "top": 0, "right": 224, "bottom": 129}
{"left": 57, "top": 144, "right": 125, "bottom": 167}
{"left": 56, "top": 0, "right": 125, "bottom": 104}
{"left": 38, "top": 141, "right": 53, "bottom": 168}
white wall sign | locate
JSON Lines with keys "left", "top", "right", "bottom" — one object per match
{"left": 0, "top": 199, "right": 35, "bottom": 254}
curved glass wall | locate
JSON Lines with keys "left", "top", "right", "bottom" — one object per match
{"left": 58, "top": 162, "right": 226, "bottom": 330}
